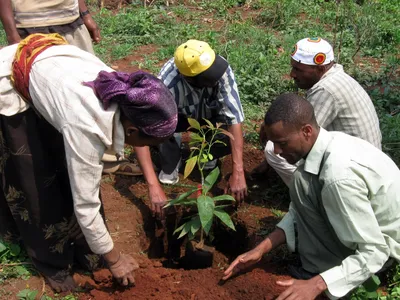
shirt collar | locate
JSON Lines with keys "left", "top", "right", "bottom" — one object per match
{"left": 181, "top": 76, "right": 197, "bottom": 96}
{"left": 304, "top": 127, "right": 332, "bottom": 175}
{"left": 307, "top": 63, "right": 343, "bottom": 94}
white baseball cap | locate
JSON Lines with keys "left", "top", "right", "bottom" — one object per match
{"left": 291, "top": 37, "right": 334, "bottom": 66}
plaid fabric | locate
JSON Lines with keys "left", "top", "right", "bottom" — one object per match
{"left": 159, "top": 58, "right": 244, "bottom": 125}
{"left": 307, "top": 64, "right": 382, "bottom": 149}
{"left": 11, "top": 33, "right": 68, "bottom": 103}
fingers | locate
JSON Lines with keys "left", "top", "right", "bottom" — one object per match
{"left": 224, "top": 185, "right": 229, "bottom": 195}
{"left": 151, "top": 203, "right": 165, "bottom": 219}
{"left": 93, "top": 28, "right": 101, "bottom": 43}
{"left": 121, "top": 277, "right": 128, "bottom": 286}
{"left": 223, "top": 257, "right": 241, "bottom": 278}
{"left": 276, "top": 286, "right": 295, "bottom": 300}
{"left": 222, "top": 254, "right": 247, "bottom": 280}
{"left": 127, "top": 273, "right": 135, "bottom": 285}
{"left": 276, "top": 279, "right": 295, "bottom": 287}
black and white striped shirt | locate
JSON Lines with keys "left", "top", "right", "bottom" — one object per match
{"left": 159, "top": 58, "right": 244, "bottom": 125}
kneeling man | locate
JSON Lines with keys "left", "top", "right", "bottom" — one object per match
{"left": 223, "top": 93, "right": 400, "bottom": 299}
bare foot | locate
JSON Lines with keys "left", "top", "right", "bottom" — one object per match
{"left": 46, "top": 275, "right": 77, "bottom": 293}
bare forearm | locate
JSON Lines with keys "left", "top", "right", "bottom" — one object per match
{"left": 135, "top": 146, "right": 159, "bottom": 187}
{"left": 256, "top": 228, "right": 286, "bottom": 255}
{"left": 0, "top": 0, "right": 20, "bottom": 44}
{"left": 228, "top": 123, "right": 244, "bottom": 174}
{"left": 78, "top": 0, "right": 89, "bottom": 12}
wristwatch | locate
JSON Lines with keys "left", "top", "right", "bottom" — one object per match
{"left": 80, "top": 10, "right": 90, "bottom": 18}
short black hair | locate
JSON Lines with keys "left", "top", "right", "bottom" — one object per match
{"left": 264, "top": 93, "right": 317, "bottom": 129}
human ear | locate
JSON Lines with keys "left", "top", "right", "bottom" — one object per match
{"left": 301, "top": 124, "right": 313, "bottom": 139}
{"left": 125, "top": 126, "right": 139, "bottom": 137}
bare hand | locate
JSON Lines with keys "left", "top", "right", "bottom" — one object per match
{"left": 7, "top": 32, "right": 21, "bottom": 45}
{"left": 276, "top": 276, "right": 327, "bottom": 300}
{"left": 149, "top": 184, "right": 167, "bottom": 219}
{"left": 225, "top": 170, "right": 248, "bottom": 203}
{"left": 108, "top": 254, "right": 139, "bottom": 286}
{"left": 82, "top": 14, "right": 101, "bottom": 43}
{"left": 222, "top": 247, "right": 263, "bottom": 280}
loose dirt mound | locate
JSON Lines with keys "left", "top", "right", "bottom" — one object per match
{"left": 72, "top": 144, "right": 299, "bottom": 299}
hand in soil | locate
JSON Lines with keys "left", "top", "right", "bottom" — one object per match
{"left": 108, "top": 253, "right": 139, "bottom": 286}
{"left": 46, "top": 275, "right": 77, "bottom": 293}
{"left": 276, "top": 276, "right": 327, "bottom": 300}
{"left": 225, "top": 171, "right": 248, "bottom": 203}
{"left": 222, "top": 247, "right": 263, "bottom": 280}
{"left": 148, "top": 183, "right": 168, "bottom": 218}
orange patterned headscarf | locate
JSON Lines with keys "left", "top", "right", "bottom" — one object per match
{"left": 11, "top": 33, "right": 68, "bottom": 104}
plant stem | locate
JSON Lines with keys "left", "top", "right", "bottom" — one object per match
{"left": 200, "top": 229, "right": 204, "bottom": 245}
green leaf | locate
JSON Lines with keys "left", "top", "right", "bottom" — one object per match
{"left": 178, "top": 222, "right": 192, "bottom": 239}
{"left": 187, "top": 118, "right": 200, "bottom": 131}
{"left": 173, "top": 222, "right": 186, "bottom": 235}
{"left": 10, "top": 244, "right": 21, "bottom": 256}
{"left": 190, "top": 132, "right": 203, "bottom": 142}
{"left": 17, "top": 289, "right": 38, "bottom": 300}
{"left": 214, "top": 208, "right": 235, "bottom": 231}
{"left": 213, "top": 195, "right": 235, "bottom": 202}
{"left": 219, "top": 128, "right": 234, "bottom": 141}
{"left": 200, "top": 157, "right": 208, "bottom": 163}
{"left": 190, "top": 216, "right": 201, "bottom": 235}
{"left": 164, "top": 187, "right": 199, "bottom": 208}
{"left": 214, "top": 140, "right": 227, "bottom": 146}
{"left": 208, "top": 153, "right": 214, "bottom": 161}
{"left": 188, "top": 230, "right": 195, "bottom": 240}
{"left": 203, "top": 118, "right": 215, "bottom": 130}
{"left": 197, "top": 195, "right": 215, "bottom": 235}
{"left": 0, "top": 242, "right": 7, "bottom": 253}
{"left": 184, "top": 156, "right": 198, "bottom": 179}
{"left": 366, "top": 291, "right": 378, "bottom": 298}
{"left": 204, "top": 167, "right": 220, "bottom": 193}
{"left": 173, "top": 198, "right": 197, "bottom": 207}
{"left": 15, "top": 265, "right": 30, "bottom": 276}
{"left": 363, "top": 275, "right": 381, "bottom": 292}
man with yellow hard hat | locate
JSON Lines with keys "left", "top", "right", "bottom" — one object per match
{"left": 136, "top": 39, "right": 247, "bottom": 206}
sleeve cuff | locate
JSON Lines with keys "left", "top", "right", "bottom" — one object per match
{"left": 276, "top": 211, "right": 295, "bottom": 252}
{"left": 320, "top": 265, "right": 369, "bottom": 298}
{"left": 87, "top": 231, "right": 114, "bottom": 255}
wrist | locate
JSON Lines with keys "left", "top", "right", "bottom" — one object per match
{"left": 103, "top": 248, "right": 120, "bottom": 265}
{"left": 80, "top": 10, "right": 90, "bottom": 18}
{"left": 255, "top": 240, "right": 270, "bottom": 256}
{"left": 313, "top": 275, "right": 327, "bottom": 293}
{"left": 232, "top": 164, "right": 244, "bottom": 173}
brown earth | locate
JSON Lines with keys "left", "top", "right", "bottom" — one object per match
{"left": 76, "top": 142, "right": 295, "bottom": 299}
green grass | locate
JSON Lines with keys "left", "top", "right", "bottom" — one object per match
{"left": 0, "top": 239, "right": 35, "bottom": 284}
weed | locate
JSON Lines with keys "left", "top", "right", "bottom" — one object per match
{"left": 270, "top": 208, "right": 285, "bottom": 219}
{"left": 0, "top": 239, "right": 35, "bottom": 283}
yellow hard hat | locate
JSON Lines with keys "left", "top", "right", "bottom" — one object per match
{"left": 174, "top": 40, "right": 216, "bottom": 77}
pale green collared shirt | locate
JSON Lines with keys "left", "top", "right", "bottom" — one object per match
{"left": 277, "top": 128, "right": 400, "bottom": 298}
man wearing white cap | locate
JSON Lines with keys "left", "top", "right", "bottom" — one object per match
{"left": 258, "top": 37, "right": 381, "bottom": 186}
{"left": 135, "top": 39, "right": 247, "bottom": 207}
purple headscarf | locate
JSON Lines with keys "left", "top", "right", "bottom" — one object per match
{"left": 84, "top": 70, "right": 177, "bottom": 138}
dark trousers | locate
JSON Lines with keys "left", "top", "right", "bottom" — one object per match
{"left": 0, "top": 109, "right": 101, "bottom": 281}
